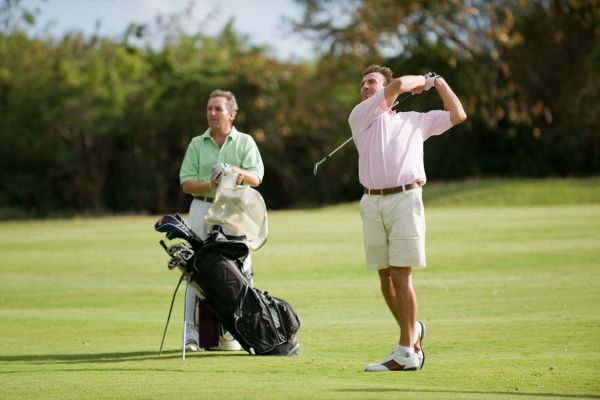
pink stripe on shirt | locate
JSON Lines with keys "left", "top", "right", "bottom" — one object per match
{"left": 348, "top": 89, "right": 452, "bottom": 189}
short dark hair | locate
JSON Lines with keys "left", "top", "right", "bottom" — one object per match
{"left": 361, "top": 65, "right": 394, "bottom": 85}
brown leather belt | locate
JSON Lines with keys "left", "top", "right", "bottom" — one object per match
{"left": 194, "top": 195, "right": 213, "bottom": 203}
{"left": 364, "top": 183, "right": 422, "bottom": 195}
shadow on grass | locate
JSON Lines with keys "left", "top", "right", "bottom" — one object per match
{"left": 335, "top": 388, "right": 600, "bottom": 399}
{"left": 0, "top": 350, "right": 249, "bottom": 365}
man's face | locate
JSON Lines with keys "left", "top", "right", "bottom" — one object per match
{"left": 207, "top": 96, "right": 234, "bottom": 132}
{"left": 360, "top": 72, "right": 386, "bottom": 100}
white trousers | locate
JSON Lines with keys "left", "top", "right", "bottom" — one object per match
{"left": 184, "top": 198, "right": 252, "bottom": 344}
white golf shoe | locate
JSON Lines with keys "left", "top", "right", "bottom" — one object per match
{"left": 216, "top": 338, "right": 242, "bottom": 351}
{"left": 365, "top": 320, "right": 426, "bottom": 372}
{"left": 210, "top": 330, "right": 242, "bottom": 351}
{"left": 184, "top": 340, "right": 200, "bottom": 352}
{"left": 364, "top": 347, "right": 420, "bottom": 372}
{"left": 415, "top": 320, "right": 426, "bottom": 370}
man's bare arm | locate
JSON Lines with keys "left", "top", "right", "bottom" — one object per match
{"left": 231, "top": 166, "right": 260, "bottom": 187}
{"left": 181, "top": 180, "right": 213, "bottom": 196}
{"left": 434, "top": 77, "right": 467, "bottom": 126}
{"left": 181, "top": 167, "right": 260, "bottom": 196}
{"left": 383, "top": 75, "right": 427, "bottom": 107}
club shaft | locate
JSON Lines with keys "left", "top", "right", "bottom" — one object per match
{"left": 318, "top": 136, "right": 353, "bottom": 163}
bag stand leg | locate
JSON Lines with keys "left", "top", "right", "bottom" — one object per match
{"left": 159, "top": 275, "right": 185, "bottom": 357}
{"left": 182, "top": 277, "right": 191, "bottom": 360}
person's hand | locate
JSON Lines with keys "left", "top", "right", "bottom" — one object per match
{"left": 423, "top": 72, "right": 439, "bottom": 91}
{"left": 210, "top": 162, "right": 232, "bottom": 185}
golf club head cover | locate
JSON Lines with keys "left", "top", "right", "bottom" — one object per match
{"left": 154, "top": 213, "right": 203, "bottom": 249}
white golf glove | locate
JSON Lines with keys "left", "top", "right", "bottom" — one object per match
{"left": 210, "top": 162, "right": 232, "bottom": 184}
{"left": 423, "top": 72, "right": 439, "bottom": 91}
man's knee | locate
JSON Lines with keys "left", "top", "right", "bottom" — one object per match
{"left": 389, "top": 266, "right": 412, "bottom": 288}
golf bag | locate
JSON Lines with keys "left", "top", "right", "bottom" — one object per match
{"left": 155, "top": 214, "right": 300, "bottom": 356}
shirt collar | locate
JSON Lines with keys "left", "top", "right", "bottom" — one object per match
{"left": 200, "top": 126, "right": 240, "bottom": 142}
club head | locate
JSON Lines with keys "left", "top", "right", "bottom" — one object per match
{"left": 167, "top": 258, "right": 179, "bottom": 269}
{"left": 155, "top": 214, "right": 203, "bottom": 247}
{"left": 313, "top": 159, "right": 325, "bottom": 176}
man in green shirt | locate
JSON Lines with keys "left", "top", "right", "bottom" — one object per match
{"left": 179, "top": 89, "right": 264, "bottom": 351}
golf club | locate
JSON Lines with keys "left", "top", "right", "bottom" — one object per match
{"left": 313, "top": 92, "right": 412, "bottom": 175}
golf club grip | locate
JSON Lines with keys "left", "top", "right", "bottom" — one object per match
{"left": 397, "top": 92, "right": 412, "bottom": 103}
{"left": 160, "top": 240, "right": 169, "bottom": 253}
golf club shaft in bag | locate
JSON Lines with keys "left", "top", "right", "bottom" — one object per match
{"left": 313, "top": 92, "right": 412, "bottom": 175}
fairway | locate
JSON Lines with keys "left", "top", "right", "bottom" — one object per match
{"left": 1, "top": 201, "right": 599, "bottom": 398}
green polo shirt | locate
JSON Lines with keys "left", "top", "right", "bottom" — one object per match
{"left": 179, "top": 127, "right": 264, "bottom": 197}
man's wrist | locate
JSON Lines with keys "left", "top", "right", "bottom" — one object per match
{"left": 423, "top": 72, "right": 440, "bottom": 91}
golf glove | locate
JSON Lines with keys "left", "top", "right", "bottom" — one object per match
{"left": 423, "top": 72, "right": 439, "bottom": 91}
{"left": 210, "top": 162, "right": 232, "bottom": 184}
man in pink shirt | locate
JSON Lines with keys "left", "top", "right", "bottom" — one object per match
{"left": 349, "top": 65, "right": 467, "bottom": 372}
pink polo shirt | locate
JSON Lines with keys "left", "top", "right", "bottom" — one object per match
{"left": 348, "top": 89, "right": 453, "bottom": 190}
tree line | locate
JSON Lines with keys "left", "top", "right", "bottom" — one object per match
{"left": 0, "top": 0, "right": 598, "bottom": 218}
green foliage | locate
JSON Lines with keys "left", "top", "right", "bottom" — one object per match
{"left": 0, "top": 1, "right": 599, "bottom": 217}
{"left": 0, "top": 31, "right": 148, "bottom": 215}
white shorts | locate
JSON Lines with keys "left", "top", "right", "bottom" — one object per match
{"left": 359, "top": 188, "right": 426, "bottom": 271}
{"left": 188, "top": 198, "right": 212, "bottom": 240}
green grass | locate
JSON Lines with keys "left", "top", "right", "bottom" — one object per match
{"left": 423, "top": 177, "right": 600, "bottom": 206}
{"left": 1, "top": 179, "right": 599, "bottom": 399}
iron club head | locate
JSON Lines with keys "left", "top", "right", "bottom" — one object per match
{"left": 313, "top": 158, "right": 327, "bottom": 176}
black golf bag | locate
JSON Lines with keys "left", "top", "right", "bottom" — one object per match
{"left": 155, "top": 214, "right": 300, "bottom": 356}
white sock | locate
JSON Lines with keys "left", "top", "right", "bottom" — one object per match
{"left": 395, "top": 345, "right": 415, "bottom": 356}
